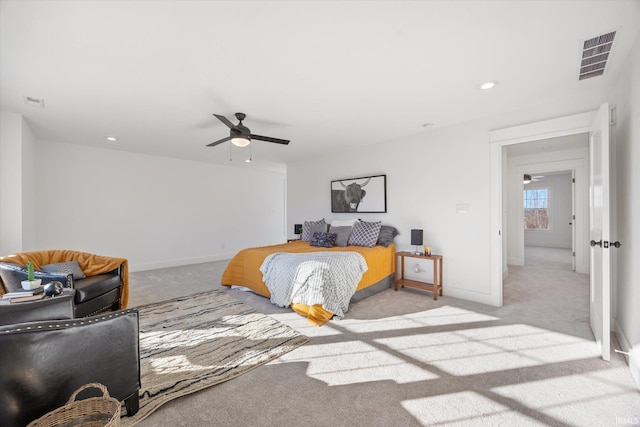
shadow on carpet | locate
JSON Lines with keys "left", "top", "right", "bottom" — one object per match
{"left": 121, "top": 290, "right": 309, "bottom": 426}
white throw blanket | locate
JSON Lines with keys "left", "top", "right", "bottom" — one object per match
{"left": 259, "top": 251, "right": 368, "bottom": 319}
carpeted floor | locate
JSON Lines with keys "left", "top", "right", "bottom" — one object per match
{"left": 127, "top": 247, "right": 640, "bottom": 426}
{"left": 122, "top": 290, "right": 308, "bottom": 426}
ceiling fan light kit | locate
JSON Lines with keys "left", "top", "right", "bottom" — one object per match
{"left": 231, "top": 136, "right": 250, "bottom": 147}
{"left": 208, "top": 113, "right": 290, "bottom": 152}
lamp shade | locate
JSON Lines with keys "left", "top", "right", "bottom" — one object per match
{"left": 411, "top": 229, "right": 423, "bottom": 246}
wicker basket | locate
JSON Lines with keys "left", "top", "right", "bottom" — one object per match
{"left": 27, "top": 383, "right": 121, "bottom": 427}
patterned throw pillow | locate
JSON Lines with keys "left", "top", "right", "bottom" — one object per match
{"left": 41, "top": 260, "right": 86, "bottom": 280}
{"left": 348, "top": 220, "right": 382, "bottom": 247}
{"left": 377, "top": 225, "right": 400, "bottom": 247}
{"left": 302, "top": 219, "right": 326, "bottom": 242}
{"left": 310, "top": 231, "right": 337, "bottom": 248}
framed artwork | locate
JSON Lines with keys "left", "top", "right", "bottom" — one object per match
{"left": 331, "top": 174, "right": 387, "bottom": 213}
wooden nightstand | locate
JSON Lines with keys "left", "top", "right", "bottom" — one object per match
{"left": 395, "top": 251, "right": 443, "bottom": 300}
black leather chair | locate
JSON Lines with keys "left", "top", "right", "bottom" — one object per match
{"left": 0, "top": 259, "right": 124, "bottom": 317}
{"left": 0, "top": 291, "right": 141, "bottom": 427}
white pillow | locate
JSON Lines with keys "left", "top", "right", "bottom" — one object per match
{"left": 330, "top": 219, "right": 358, "bottom": 228}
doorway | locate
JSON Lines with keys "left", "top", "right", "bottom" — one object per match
{"left": 503, "top": 134, "right": 590, "bottom": 276}
{"left": 489, "top": 104, "right": 613, "bottom": 361}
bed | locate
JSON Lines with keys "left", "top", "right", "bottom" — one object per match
{"left": 221, "top": 240, "right": 396, "bottom": 326}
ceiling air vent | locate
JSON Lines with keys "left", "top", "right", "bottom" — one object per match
{"left": 579, "top": 31, "right": 616, "bottom": 80}
{"left": 23, "top": 96, "right": 45, "bottom": 108}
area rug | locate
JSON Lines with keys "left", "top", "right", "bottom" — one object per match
{"left": 121, "top": 290, "right": 309, "bottom": 426}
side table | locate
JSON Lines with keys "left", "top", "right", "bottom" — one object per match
{"left": 395, "top": 251, "right": 443, "bottom": 300}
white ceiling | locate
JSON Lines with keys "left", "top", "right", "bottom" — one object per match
{"left": 1, "top": 1, "right": 638, "bottom": 170}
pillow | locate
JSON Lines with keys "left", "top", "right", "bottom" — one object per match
{"left": 310, "top": 232, "right": 337, "bottom": 248}
{"left": 377, "top": 225, "right": 400, "bottom": 247}
{"left": 41, "top": 260, "right": 86, "bottom": 280}
{"left": 348, "top": 220, "right": 382, "bottom": 247}
{"left": 330, "top": 218, "right": 358, "bottom": 228}
{"left": 301, "top": 219, "right": 326, "bottom": 242}
{"left": 329, "top": 225, "right": 352, "bottom": 247}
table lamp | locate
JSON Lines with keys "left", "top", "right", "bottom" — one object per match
{"left": 411, "top": 229, "right": 423, "bottom": 255}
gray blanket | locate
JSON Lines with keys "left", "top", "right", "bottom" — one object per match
{"left": 259, "top": 251, "right": 368, "bottom": 319}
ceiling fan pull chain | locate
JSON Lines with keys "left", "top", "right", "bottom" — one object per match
{"left": 229, "top": 141, "right": 232, "bottom": 162}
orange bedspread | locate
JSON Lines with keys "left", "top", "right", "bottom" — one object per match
{"left": 221, "top": 241, "right": 396, "bottom": 325}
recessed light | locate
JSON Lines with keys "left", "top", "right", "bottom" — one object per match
{"left": 479, "top": 81, "right": 499, "bottom": 90}
{"left": 105, "top": 136, "right": 118, "bottom": 142}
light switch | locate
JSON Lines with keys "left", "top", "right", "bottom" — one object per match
{"left": 456, "top": 203, "right": 470, "bottom": 214}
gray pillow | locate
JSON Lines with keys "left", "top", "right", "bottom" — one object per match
{"left": 348, "top": 220, "right": 382, "bottom": 247}
{"left": 302, "top": 219, "right": 327, "bottom": 242}
{"left": 329, "top": 226, "right": 352, "bottom": 247}
{"left": 377, "top": 225, "right": 400, "bottom": 247}
{"left": 41, "top": 260, "right": 86, "bottom": 280}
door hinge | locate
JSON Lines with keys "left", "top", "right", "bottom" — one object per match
{"left": 573, "top": 251, "right": 576, "bottom": 257}
{"left": 572, "top": 178, "right": 575, "bottom": 183}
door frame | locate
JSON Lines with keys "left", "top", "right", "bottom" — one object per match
{"left": 489, "top": 111, "right": 597, "bottom": 306}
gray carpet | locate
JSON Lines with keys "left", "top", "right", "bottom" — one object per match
{"left": 122, "top": 290, "right": 308, "bottom": 426}
{"left": 127, "top": 247, "right": 640, "bottom": 426}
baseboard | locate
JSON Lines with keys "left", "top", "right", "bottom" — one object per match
{"left": 443, "top": 286, "right": 500, "bottom": 307}
{"left": 129, "top": 253, "right": 234, "bottom": 273}
{"left": 614, "top": 319, "right": 640, "bottom": 391}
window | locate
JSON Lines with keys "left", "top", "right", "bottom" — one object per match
{"left": 523, "top": 188, "right": 549, "bottom": 230}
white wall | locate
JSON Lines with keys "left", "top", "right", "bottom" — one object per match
{"left": 0, "top": 112, "right": 37, "bottom": 254}
{"left": 21, "top": 117, "right": 37, "bottom": 251}
{"left": 33, "top": 139, "right": 287, "bottom": 272}
{"left": 523, "top": 173, "right": 572, "bottom": 249}
{"left": 0, "top": 112, "right": 23, "bottom": 255}
{"left": 288, "top": 120, "right": 494, "bottom": 304}
{"left": 614, "top": 31, "right": 640, "bottom": 388}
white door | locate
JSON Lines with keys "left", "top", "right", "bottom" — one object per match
{"left": 572, "top": 170, "right": 576, "bottom": 272}
{"left": 589, "top": 103, "right": 611, "bottom": 362}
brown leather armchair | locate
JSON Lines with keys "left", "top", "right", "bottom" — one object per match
{"left": 0, "top": 291, "right": 140, "bottom": 427}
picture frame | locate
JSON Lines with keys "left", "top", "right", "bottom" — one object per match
{"left": 331, "top": 174, "right": 387, "bottom": 213}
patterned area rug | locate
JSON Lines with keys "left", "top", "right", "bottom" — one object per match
{"left": 121, "top": 290, "right": 308, "bottom": 426}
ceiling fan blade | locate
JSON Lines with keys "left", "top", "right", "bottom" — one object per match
{"left": 250, "top": 134, "right": 290, "bottom": 145}
{"left": 213, "top": 114, "right": 235, "bottom": 129}
{"left": 207, "top": 136, "right": 231, "bottom": 147}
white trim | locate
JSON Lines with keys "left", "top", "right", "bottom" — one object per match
{"left": 490, "top": 111, "right": 596, "bottom": 144}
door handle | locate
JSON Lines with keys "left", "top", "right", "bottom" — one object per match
{"left": 590, "top": 240, "right": 602, "bottom": 247}
{"left": 612, "top": 241, "right": 622, "bottom": 248}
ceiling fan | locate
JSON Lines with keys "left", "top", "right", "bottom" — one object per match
{"left": 207, "top": 113, "right": 290, "bottom": 148}
{"left": 523, "top": 174, "right": 545, "bottom": 184}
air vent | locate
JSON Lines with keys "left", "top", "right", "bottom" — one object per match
{"left": 23, "top": 96, "right": 45, "bottom": 108}
{"left": 579, "top": 31, "right": 616, "bottom": 80}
